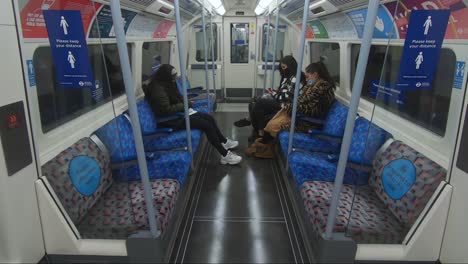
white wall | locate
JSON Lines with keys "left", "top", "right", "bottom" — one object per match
{"left": 0, "top": 1, "right": 45, "bottom": 262}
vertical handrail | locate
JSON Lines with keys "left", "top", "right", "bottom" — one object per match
{"left": 324, "top": 0, "right": 379, "bottom": 239}
{"left": 262, "top": 13, "right": 271, "bottom": 94}
{"left": 210, "top": 13, "right": 217, "bottom": 104}
{"left": 174, "top": 0, "right": 193, "bottom": 155}
{"left": 202, "top": 4, "right": 211, "bottom": 112}
{"left": 286, "top": 0, "right": 310, "bottom": 162}
{"left": 270, "top": 1, "right": 280, "bottom": 90}
{"left": 110, "top": 0, "right": 158, "bottom": 238}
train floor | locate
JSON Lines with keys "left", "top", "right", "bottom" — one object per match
{"left": 171, "top": 106, "right": 310, "bottom": 263}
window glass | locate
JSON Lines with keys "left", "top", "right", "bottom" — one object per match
{"left": 142, "top": 41, "right": 171, "bottom": 81}
{"left": 351, "top": 44, "right": 456, "bottom": 136}
{"left": 34, "top": 44, "right": 131, "bottom": 133}
{"left": 195, "top": 24, "right": 217, "bottom": 62}
{"left": 262, "top": 24, "right": 285, "bottom": 62}
{"left": 230, "top": 23, "right": 249, "bottom": 63}
{"left": 310, "top": 42, "right": 340, "bottom": 86}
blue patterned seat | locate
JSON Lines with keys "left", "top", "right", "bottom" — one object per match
{"left": 41, "top": 138, "right": 180, "bottom": 239}
{"left": 136, "top": 100, "right": 201, "bottom": 153}
{"left": 94, "top": 115, "right": 192, "bottom": 184}
{"left": 300, "top": 140, "right": 446, "bottom": 244}
{"left": 289, "top": 117, "right": 392, "bottom": 187}
{"left": 279, "top": 101, "right": 349, "bottom": 156}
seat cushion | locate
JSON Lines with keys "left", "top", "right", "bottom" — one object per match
{"left": 113, "top": 150, "right": 192, "bottom": 185}
{"left": 78, "top": 179, "right": 179, "bottom": 239}
{"left": 301, "top": 181, "right": 405, "bottom": 244}
{"left": 41, "top": 138, "right": 113, "bottom": 224}
{"left": 348, "top": 118, "right": 392, "bottom": 166}
{"left": 370, "top": 140, "right": 446, "bottom": 225}
{"left": 95, "top": 115, "right": 138, "bottom": 163}
{"left": 289, "top": 152, "right": 369, "bottom": 187}
{"left": 143, "top": 129, "right": 202, "bottom": 153}
{"left": 321, "top": 101, "right": 349, "bottom": 137}
{"left": 278, "top": 131, "right": 341, "bottom": 156}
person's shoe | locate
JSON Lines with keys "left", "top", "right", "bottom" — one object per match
{"left": 234, "top": 118, "right": 251, "bottom": 127}
{"left": 222, "top": 138, "right": 239, "bottom": 150}
{"left": 220, "top": 151, "right": 243, "bottom": 165}
{"left": 245, "top": 142, "right": 258, "bottom": 157}
{"left": 254, "top": 142, "right": 275, "bottom": 159}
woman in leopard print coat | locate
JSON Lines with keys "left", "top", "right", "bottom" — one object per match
{"left": 246, "top": 62, "right": 336, "bottom": 158}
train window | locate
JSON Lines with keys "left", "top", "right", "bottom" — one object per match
{"left": 351, "top": 44, "right": 456, "bottom": 136}
{"left": 33, "top": 44, "right": 131, "bottom": 133}
{"left": 195, "top": 24, "right": 218, "bottom": 62}
{"left": 230, "top": 23, "right": 249, "bottom": 64}
{"left": 310, "top": 42, "right": 340, "bottom": 86}
{"left": 142, "top": 41, "right": 171, "bottom": 81}
{"left": 261, "top": 24, "right": 285, "bottom": 62}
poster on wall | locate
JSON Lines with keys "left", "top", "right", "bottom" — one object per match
{"left": 43, "top": 10, "right": 94, "bottom": 89}
{"left": 309, "top": 20, "right": 328, "bottom": 39}
{"left": 320, "top": 14, "right": 358, "bottom": 39}
{"left": 397, "top": 10, "right": 450, "bottom": 90}
{"left": 126, "top": 14, "right": 161, "bottom": 38}
{"left": 347, "top": 5, "right": 398, "bottom": 39}
{"left": 153, "top": 20, "right": 175, "bottom": 38}
{"left": 297, "top": 23, "right": 314, "bottom": 39}
{"left": 385, "top": 0, "right": 468, "bottom": 40}
{"left": 88, "top": 5, "right": 137, "bottom": 38}
{"left": 20, "top": 0, "right": 101, "bottom": 39}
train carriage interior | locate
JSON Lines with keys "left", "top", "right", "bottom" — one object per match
{"left": 2, "top": 0, "right": 468, "bottom": 263}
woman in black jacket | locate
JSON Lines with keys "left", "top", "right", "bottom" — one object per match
{"left": 144, "top": 64, "right": 242, "bottom": 165}
{"left": 234, "top": 55, "right": 305, "bottom": 141}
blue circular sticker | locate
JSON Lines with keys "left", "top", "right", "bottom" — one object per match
{"left": 382, "top": 159, "right": 416, "bottom": 200}
{"left": 69, "top": 156, "right": 101, "bottom": 196}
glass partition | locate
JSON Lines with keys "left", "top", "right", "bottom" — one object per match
{"left": 261, "top": 23, "right": 285, "bottom": 62}
{"left": 141, "top": 41, "right": 171, "bottom": 82}
{"left": 343, "top": 4, "right": 451, "bottom": 245}
{"left": 310, "top": 42, "right": 340, "bottom": 86}
{"left": 195, "top": 23, "right": 217, "bottom": 62}
{"left": 17, "top": 0, "right": 161, "bottom": 242}
{"left": 350, "top": 45, "right": 455, "bottom": 136}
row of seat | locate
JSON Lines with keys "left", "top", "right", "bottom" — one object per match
{"left": 278, "top": 101, "right": 446, "bottom": 244}
{"left": 41, "top": 98, "right": 205, "bottom": 240}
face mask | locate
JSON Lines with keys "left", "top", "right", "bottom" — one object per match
{"left": 307, "top": 80, "right": 316, "bottom": 86}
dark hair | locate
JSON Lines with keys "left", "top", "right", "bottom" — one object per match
{"left": 144, "top": 64, "right": 181, "bottom": 99}
{"left": 306, "top": 61, "right": 335, "bottom": 89}
{"left": 280, "top": 55, "right": 298, "bottom": 77}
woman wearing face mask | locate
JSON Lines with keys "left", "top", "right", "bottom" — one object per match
{"left": 234, "top": 55, "right": 305, "bottom": 142}
{"left": 144, "top": 64, "right": 243, "bottom": 165}
{"left": 245, "top": 61, "right": 336, "bottom": 158}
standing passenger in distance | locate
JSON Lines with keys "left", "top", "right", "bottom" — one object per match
{"left": 144, "top": 64, "right": 243, "bottom": 165}
{"left": 234, "top": 55, "right": 305, "bottom": 142}
{"left": 245, "top": 61, "right": 336, "bottom": 158}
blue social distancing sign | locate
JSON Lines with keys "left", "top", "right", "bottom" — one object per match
{"left": 454, "top": 61, "right": 466, "bottom": 90}
{"left": 398, "top": 10, "right": 450, "bottom": 91}
{"left": 382, "top": 159, "right": 416, "bottom": 200}
{"left": 43, "top": 10, "right": 94, "bottom": 89}
{"left": 69, "top": 156, "right": 101, "bottom": 196}
{"left": 26, "top": 59, "right": 36, "bottom": 87}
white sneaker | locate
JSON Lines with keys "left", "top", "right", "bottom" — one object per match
{"left": 220, "top": 151, "right": 242, "bottom": 165}
{"left": 222, "top": 138, "right": 239, "bottom": 150}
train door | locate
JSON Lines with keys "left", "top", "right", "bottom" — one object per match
{"left": 223, "top": 16, "right": 256, "bottom": 98}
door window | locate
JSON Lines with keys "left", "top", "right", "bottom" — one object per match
{"left": 230, "top": 23, "right": 249, "bottom": 63}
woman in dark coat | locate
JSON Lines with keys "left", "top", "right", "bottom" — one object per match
{"left": 234, "top": 55, "right": 305, "bottom": 141}
{"left": 144, "top": 64, "right": 242, "bottom": 165}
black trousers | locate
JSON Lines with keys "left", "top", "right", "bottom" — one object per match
{"left": 161, "top": 112, "right": 228, "bottom": 156}
{"left": 249, "top": 97, "right": 281, "bottom": 132}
